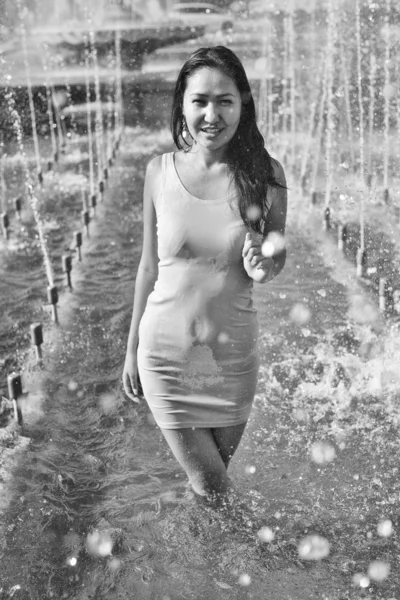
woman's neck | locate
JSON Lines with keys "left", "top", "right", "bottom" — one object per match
{"left": 186, "top": 145, "right": 228, "bottom": 169}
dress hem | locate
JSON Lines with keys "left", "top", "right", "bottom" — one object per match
{"left": 152, "top": 416, "right": 251, "bottom": 430}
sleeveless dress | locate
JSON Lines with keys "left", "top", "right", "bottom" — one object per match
{"left": 137, "top": 152, "right": 260, "bottom": 429}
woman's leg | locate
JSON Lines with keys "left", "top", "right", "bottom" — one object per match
{"left": 160, "top": 427, "right": 230, "bottom": 497}
{"left": 211, "top": 422, "right": 247, "bottom": 468}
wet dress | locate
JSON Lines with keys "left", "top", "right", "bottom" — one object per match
{"left": 137, "top": 152, "right": 260, "bottom": 429}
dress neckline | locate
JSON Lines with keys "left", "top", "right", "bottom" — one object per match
{"left": 171, "top": 152, "right": 235, "bottom": 204}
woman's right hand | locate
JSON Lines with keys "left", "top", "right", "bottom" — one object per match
{"left": 122, "top": 349, "right": 140, "bottom": 403}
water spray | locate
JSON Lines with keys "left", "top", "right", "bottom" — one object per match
{"left": 89, "top": 29, "right": 106, "bottom": 197}
{"left": 339, "top": 37, "right": 355, "bottom": 172}
{"left": 382, "top": 0, "right": 391, "bottom": 204}
{"left": 27, "top": 186, "right": 55, "bottom": 290}
{"left": 115, "top": 29, "right": 124, "bottom": 148}
{"left": 356, "top": 0, "right": 366, "bottom": 259}
{"left": 324, "top": 0, "right": 337, "bottom": 212}
{"left": 281, "top": 13, "right": 289, "bottom": 162}
{"left": 309, "top": 57, "right": 328, "bottom": 205}
{"left": 300, "top": 55, "right": 324, "bottom": 191}
{"left": 51, "top": 85, "right": 67, "bottom": 155}
{"left": 84, "top": 38, "right": 95, "bottom": 202}
{"left": 45, "top": 70, "right": 58, "bottom": 168}
{"left": 367, "top": 53, "right": 376, "bottom": 184}
{"left": 288, "top": 1, "right": 296, "bottom": 171}
{"left": 18, "top": 2, "right": 43, "bottom": 185}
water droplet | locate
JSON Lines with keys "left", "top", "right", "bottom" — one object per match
{"left": 257, "top": 526, "right": 275, "bottom": 542}
{"left": 298, "top": 535, "right": 330, "bottom": 560}
{"left": 217, "top": 332, "right": 229, "bottom": 344}
{"left": 98, "top": 393, "right": 116, "bottom": 415}
{"left": 317, "top": 289, "right": 326, "bottom": 297}
{"left": 68, "top": 380, "right": 78, "bottom": 392}
{"left": 353, "top": 573, "right": 370, "bottom": 588}
{"left": 66, "top": 556, "right": 77, "bottom": 567}
{"left": 86, "top": 530, "right": 113, "bottom": 557}
{"left": 262, "top": 232, "right": 285, "bottom": 257}
{"left": 238, "top": 573, "right": 251, "bottom": 586}
{"left": 349, "top": 295, "right": 379, "bottom": 324}
{"left": 310, "top": 441, "right": 336, "bottom": 465}
{"left": 377, "top": 519, "right": 393, "bottom": 537}
{"left": 290, "top": 303, "right": 312, "bottom": 325}
{"left": 292, "top": 408, "right": 309, "bottom": 422}
{"left": 246, "top": 205, "right": 261, "bottom": 221}
{"left": 245, "top": 465, "right": 256, "bottom": 474}
{"left": 108, "top": 557, "right": 121, "bottom": 572}
{"left": 368, "top": 561, "right": 390, "bottom": 582}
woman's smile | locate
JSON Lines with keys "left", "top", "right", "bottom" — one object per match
{"left": 201, "top": 126, "right": 223, "bottom": 137}
{"left": 183, "top": 67, "right": 242, "bottom": 153}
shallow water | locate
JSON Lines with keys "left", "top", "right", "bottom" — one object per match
{"left": 1, "top": 125, "right": 393, "bottom": 599}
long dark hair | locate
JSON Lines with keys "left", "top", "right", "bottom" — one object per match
{"left": 170, "top": 45, "right": 285, "bottom": 234}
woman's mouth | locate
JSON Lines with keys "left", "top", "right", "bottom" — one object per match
{"left": 201, "top": 127, "right": 223, "bottom": 136}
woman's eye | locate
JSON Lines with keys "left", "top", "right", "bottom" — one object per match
{"left": 193, "top": 99, "right": 205, "bottom": 105}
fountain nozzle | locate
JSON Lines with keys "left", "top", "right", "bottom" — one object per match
{"left": 1, "top": 212, "right": 9, "bottom": 239}
{"left": 47, "top": 285, "right": 59, "bottom": 323}
{"left": 7, "top": 373, "right": 23, "bottom": 424}
{"left": 30, "top": 323, "right": 43, "bottom": 362}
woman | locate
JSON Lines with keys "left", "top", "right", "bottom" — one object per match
{"left": 123, "top": 46, "right": 287, "bottom": 501}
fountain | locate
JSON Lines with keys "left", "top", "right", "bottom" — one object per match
{"left": 1, "top": 3, "right": 400, "bottom": 598}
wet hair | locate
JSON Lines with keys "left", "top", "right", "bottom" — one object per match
{"left": 170, "top": 45, "right": 286, "bottom": 234}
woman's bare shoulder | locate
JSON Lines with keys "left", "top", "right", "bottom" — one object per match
{"left": 144, "top": 154, "right": 165, "bottom": 201}
{"left": 146, "top": 154, "right": 163, "bottom": 177}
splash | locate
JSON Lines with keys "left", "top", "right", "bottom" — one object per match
{"left": 28, "top": 188, "right": 55, "bottom": 287}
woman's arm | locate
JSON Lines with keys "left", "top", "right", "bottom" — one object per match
{"left": 123, "top": 156, "right": 161, "bottom": 399}
{"left": 242, "top": 160, "right": 288, "bottom": 284}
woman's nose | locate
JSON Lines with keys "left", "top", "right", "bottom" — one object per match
{"left": 204, "top": 103, "right": 219, "bottom": 123}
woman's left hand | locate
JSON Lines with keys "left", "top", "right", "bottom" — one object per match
{"left": 242, "top": 232, "right": 275, "bottom": 283}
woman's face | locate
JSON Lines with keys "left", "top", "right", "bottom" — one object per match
{"left": 182, "top": 67, "right": 242, "bottom": 152}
